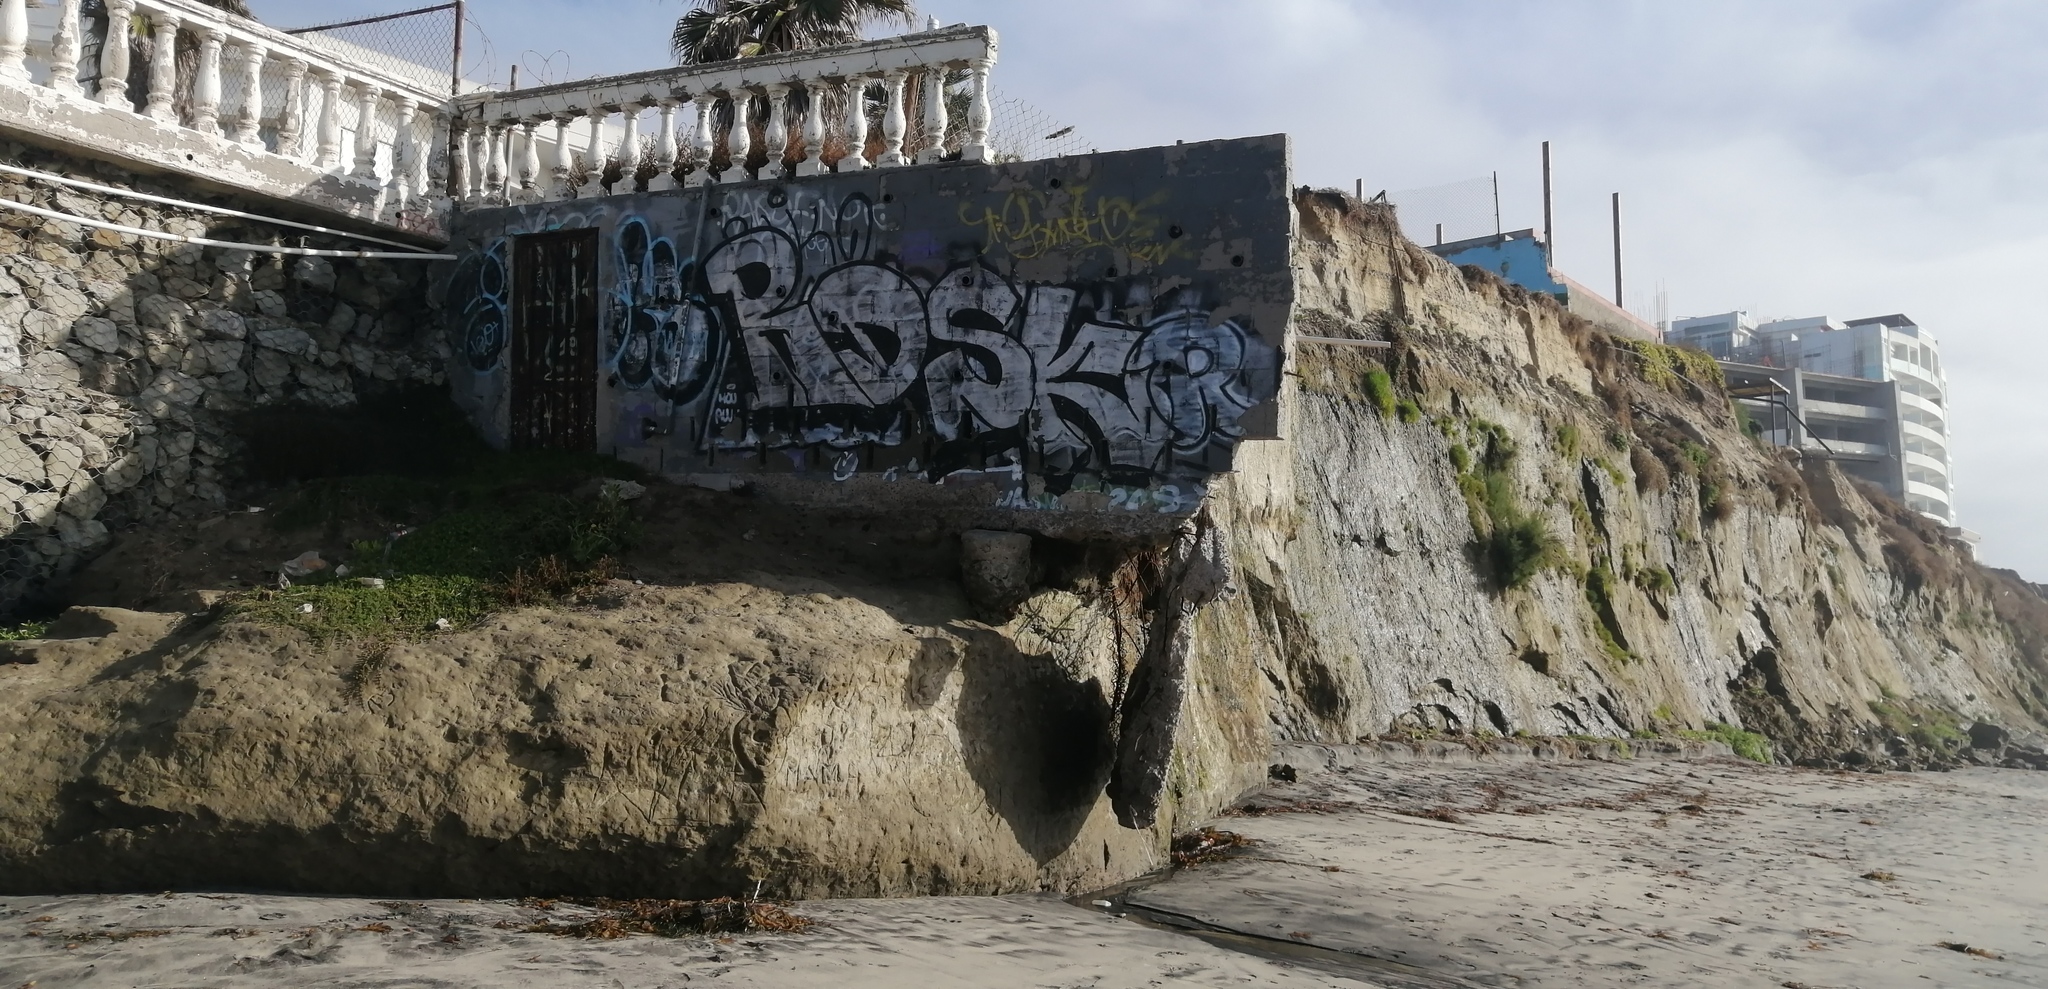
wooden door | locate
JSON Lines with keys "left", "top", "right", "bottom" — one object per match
{"left": 510, "top": 228, "right": 599, "bottom": 452}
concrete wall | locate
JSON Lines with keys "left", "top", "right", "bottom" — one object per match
{"left": 444, "top": 137, "right": 1293, "bottom": 530}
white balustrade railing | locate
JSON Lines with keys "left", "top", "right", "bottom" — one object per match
{"left": 0, "top": 0, "right": 451, "bottom": 224}
{"left": 2, "top": 5, "right": 1005, "bottom": 221}
{"left": 449, "top": 23, "right": 998, "bottom": 204}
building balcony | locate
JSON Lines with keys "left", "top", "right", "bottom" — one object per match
{"left": 1905, "top": 450, "right": 1950, "bottom": 479}
{"left": 1899, "top": 389, "right": 1947, "bottom": 419}
{"left": 1801, "top": 397, "right": 1891, "bottom": 421}
{"left": 1906, "top": 479, "right": 1953, "bottom": 516}
{"left": 1901, "top": 418, "right": 1947, "bottom": 448}
{"left": 1804, "top": 437, "right": 1888, "bottom": 458}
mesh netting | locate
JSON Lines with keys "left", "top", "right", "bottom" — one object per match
{"left": 1389, "top": 176, "right": 1499, "bottom": 246}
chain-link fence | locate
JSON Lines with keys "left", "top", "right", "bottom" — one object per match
{"left": 283, "top": 2, "right": 463, "bottom": 96}
{"left": 1389, "top": 175, "right": 1499, "bottom": 247}
{"left": 986, "top": 91, "right": 1092, "bottom": 162}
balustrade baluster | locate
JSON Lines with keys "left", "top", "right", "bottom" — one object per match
{"left": 275, "top": 59, "right": 308, "bottom": 157}
{"left": 518, "top": 119, "right": 541, "bottom": 202}
{"left": 0, "top": 0, "right": 27, "bottom": 82}
{"left": 577, "top": 109, "right": 607, "bottom": 198}
{"left": 48, "top": 0, "right": 83, "bottom": 93}
{"left": 191, "top": 27, "right": 225, "bottom": 135}
{"left": 646, "top": 99, "right": 679, "bottom": 192}
{"left": 795, "top": 79, "right": 827, "bottom": 176}
{"left": 962, "top": 57, "right": 993, "bottom": 162}
{"left": 687, "top": 94, "right": 715, "bottom": 187}
{"left": 447, "top": 120, "right": 471, "bottom": 201}
{"left": 762, "top": 83, "right": 789, "bottom": 179}
{"left": 839, "top": 75, "right": 870, "bottom": 171}
{"left": 96, "top": 0, "right": 134, "bottom": 106}
{"left": 387, "top": 96, "right": 417, "bottom": 212}
{"left": 313, "top": 71, "right": 344, "bottom": 168}
{"left": 547, "top": 116, "right": 572, "bottom": 199}
{"left": 615, "top": 101, "right": 643, "bottom": 194}
{"left": 484, "top": 122, "right": 507, "bottom": 201}
{"left": 353, "top": 83, "right": 384, "bottom": 180}
{"left": 143, "top": 14, "right": 181, "bottom": 123}
{"left": 418, "top": 109, "right": 441, "bottom": 201}
{"left": 722, "top": 90, "right": 753, "bottom": 183}
{"left": 916, "top": 68, "right": 946, "bottom": 164}
{"left": 466, "top": 124, "right": 486, "bottom": 201}
{"left": 877, "top": 70, "right": 907, "bottom": 167}
{"left": 231, "top": 43, "right": 267, "bottom": 148}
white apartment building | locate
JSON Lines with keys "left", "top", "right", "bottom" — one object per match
{"left": 1670, "top": 311, "right": 1957, "bottom": 527}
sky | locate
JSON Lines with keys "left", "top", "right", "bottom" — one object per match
{"left": 258, "top": 0, "right": 2048, "bottom": 580}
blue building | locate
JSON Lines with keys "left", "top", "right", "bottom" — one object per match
{"left": 1430, "top": 229, "right": 1658, "bottom": 340}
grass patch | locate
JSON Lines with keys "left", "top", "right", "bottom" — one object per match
{"left": 1451, "top": 419, "right": 1559, "bottom": 591}
{"left": 1869, "top": 699, "right": 1968, "bottom": 752}
{"left": 229, "top": 438, "right": 641, "bottom": 647}
{"left": 1396, "top": 398, "right": 1422, "bottom": 423}
{"left": 1362, "top": 366, "right": 1398, "bottom": 417}
{"left": 1623, "top": 338, "right": 1725, "bottom": 394}
{"left": 0, "top": 619, "right": 50, "bottom": 641}
{"left": 1584, "top": 565, "right": 1633, "bottom": 663}
{"left": 231, "top": 575, "right": 500, "bottom": 644}
{"left": 1631, "top": 563, "right": 1675, "bottom": 596}
{"left": 1679, "top": 722, "right": 1773, "bottom": 763}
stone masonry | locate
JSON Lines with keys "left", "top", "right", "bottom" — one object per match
{"left": 0, "top": 140, "right": 447, "bottom": 618}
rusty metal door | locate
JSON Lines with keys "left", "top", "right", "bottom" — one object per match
{"left": 510, "top": 228, "right": 599, "bottom": 452}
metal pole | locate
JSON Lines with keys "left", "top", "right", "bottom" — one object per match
{"left": 1435, "top": 222, "right": 1442, "bottom": 246}
{"left": 449, "top": 0, "right": 466, "bottom": 199}
{"left": 1492, "top": 170, "right": 1501, "bottom": 237}
{"left": 1541, "top": 140, "right": 1553, "bottom": 251}
{"left": 1611, "top": 191, "right": 1623, "bottom": 308}
{"left": 450, "top": 0, "right": 465, "bottom": 97}
{"left": 1355, "top": 178, "right": 1362, "bottom": 199}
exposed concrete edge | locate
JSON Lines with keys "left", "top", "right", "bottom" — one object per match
{"left": 0, "top": 82, "right": 446, "bottom": 244}
{"left": 661, "top": 472, "right": 1192, "bottom": 542}
{"left": 1274, "top": 737, "right": 1739, "bottom": 773}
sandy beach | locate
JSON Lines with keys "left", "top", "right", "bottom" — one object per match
{"left": 4, "top": 755, "right": 2043, "bottom": 988}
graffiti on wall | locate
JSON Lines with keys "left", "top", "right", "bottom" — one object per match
{"left": 448, "top": 147, "right": 1287, "bottom": 506}
{"left": 596, "top": 186, "right": 1275, "bottom": 489}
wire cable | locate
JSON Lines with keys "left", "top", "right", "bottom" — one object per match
{"left": 0, "top": 195, "right": 457, "bottom": 260}
{"left": 0, "top": 160, "right": 442, "bottom": 253}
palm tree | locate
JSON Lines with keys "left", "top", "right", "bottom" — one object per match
{"left": 671, "top": 0, "right": 916, "bottom": 64}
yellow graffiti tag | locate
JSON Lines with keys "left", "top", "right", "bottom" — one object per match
{"left": 960, "top": 185, "right": 1183, "bottom": 266}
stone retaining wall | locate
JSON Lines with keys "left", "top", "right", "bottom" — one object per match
{"left": 0, "top": 140, "right": 446, "bottom": 618}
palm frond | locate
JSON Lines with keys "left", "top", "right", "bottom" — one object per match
{"left": 673, "top": 0, "right": 918, "bottom": 64}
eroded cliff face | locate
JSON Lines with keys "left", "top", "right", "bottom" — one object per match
{"left": 0, "top": 488, "right": 1268, "bottom": 899}
{"left": 1201, "top": 191, "right": 2048, "bottom": 766}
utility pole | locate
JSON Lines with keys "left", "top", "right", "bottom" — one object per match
{"left": 1541, "top": 141, "right": 1553, "bottom": 251}
{"left": 1611, "top": 192, "right": 1624, "bottom": 308}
